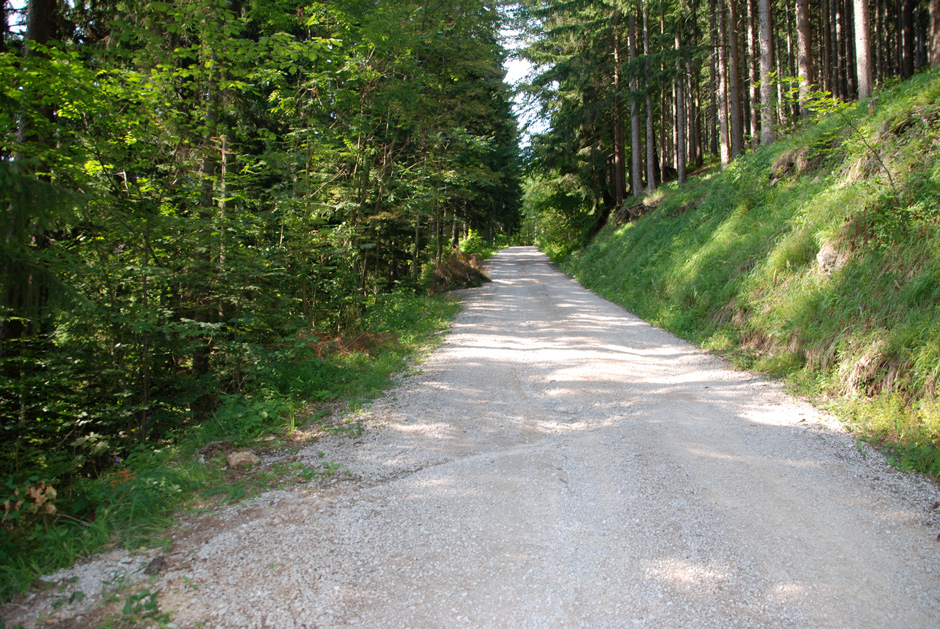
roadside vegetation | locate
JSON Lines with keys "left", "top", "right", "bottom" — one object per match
{"left": 543, "top": 70, "right": 940, "bottom": 476}
{"left": 422, "top": 231, "right": 498, "bottom": 295}
{"left": 0, "top": 286, "right": 460, "bottom": 604}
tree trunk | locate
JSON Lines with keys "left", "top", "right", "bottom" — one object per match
{"left": 775, "top": 25, "right": 786, "bottom": 120}
{"left": 643, "top": 6, "right": 658, "bottom": 190}
{"left": 917, "top": 8, "right": 928, "bottom": 68}
{"left": 661, "top": 86, "right": 670, "bottom": 179}
{"left": 709, "top": 0, "right": 719, "bottom": 156}
{"left": 435, "top": 204, "right": 443, "bottom": 263}
{"left": 855, "top": 0, "right": 873, "bottom": 98}
{"left": 25, "top": 0, "right": 56, "bottom": 49}
{"left": 192, "top": 49, "right": 221, "bottom": 383}
{"left": 645, "top": 93, "right": 657, "bottom": 190}
{"left": 199, "top": 66, "right": 219, "bottom": 219}
{"left": 628, "top": 13, "right": 643, "bottom": 196}
{"left": 3, "top": 0, "right": 58, "bottom": 348}
{"left": 887, "top": 0, "right": 896, "bottom": 76}
{"left": 845, "top": 0, "right": 857, "bottom": 97}
{"left": 900, "top": 0, "right": 915, "bottom": 77}
{"left": 727, "top": 0, "right": 745, "bottom": 158}
{"left": 759, "top": 0, "right": 776, "bottom": 143}
{"left": 873, "top": 0, "right": 882, "bottom": 81}
{"left": 17, "top": 0, "right": 57, "bottom": 148}
{"left": 690, "top": 85, "right": 702, "bottom": 167}
{"left": 1, "top": 2, "right": 8, "bottom": 54}
{"left": 660, "top": 15, "right": 671, "bottom": 180}
{"left": 741, "top": 19, "right": 752, "bottom": 141}
{"left": 795, "top": 0, "right": 813, "bottom": 115}
{"left": 931, "top": 0, "right": 940, "bottom": 67}
{"left": 412, "top": 207, "right": 422, "bottom": 276}
{"left": 717, "top": 0, "right": 732, "bottom": 166}
{"left": 894, "top": 0, "right": 902, "bottom": 76}
{"left": 822, "top": 0, "right": 832, "bottom": 92}
{"left": 783, "top": 0, "right": 800, "bottom": 117}
{"left": 675, "top": 21, "right": 687, "bottom": 184}
{"left": 747, "top": 0, "right": 761, "bottom": 146}
{"left": 690, "top": 0, "right": 704, "bottom": 166}
{"left": 612, "top": 11, "right": 627, "bottom": 206}
{"left": 834, "top": 0, "right": 845, "bottom": 98}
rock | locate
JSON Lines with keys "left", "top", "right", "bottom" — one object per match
{"left": 816, "top": 241, "right": 845, "bottom": 276}
{"left": 144, "top": 555, "right": 167, "bottom": 575}
{"left": 226, "top": 451, "right": 260, "bottom": 468}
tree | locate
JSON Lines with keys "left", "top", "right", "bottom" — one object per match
{"left": 628, "top": 11, "right": 643, "bottom": 196}
{"left": 726, "top": 0, "right": 744, "bottom": 157}
{"left": 517, "top": 0, "right": 932, "bottom": 229}
{"left": 758, "top": 0, "right": 775, "bottom": 143}
{"left": 716, "top": 0, "right": 732, "bottom": 165}
{"left": 746, "top": 0, "right": 760, "bottom": 144}
{"left": 675, "top": 6, "right": 687, "bottom": 184}
{"left": 900, "top": 0, "right": 915, "bottom": 78}
{"left": 24, "top": 0, "right": 55, "bottom": 48}
{"left": 643, "top": 2, "right": 657, "bottom": 190}
{"left": 1, "top": 0, "right": 523, "bottom": 483}
{"left": 612, "top": 10, "right": 627, "bottom": 205}
{"left": 854, "top": 0, "right": 872, "bottom": 99}
{"left": 932, "top": 0, "right": 940, "bottom": 68}
{"left": 794, "top": 0, "right": 812, "bottom": 116}
{"left": 521, "top": 0, "right": 632, "bottom": 231}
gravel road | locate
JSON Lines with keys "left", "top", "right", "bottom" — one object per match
{"left": 7, "top": 246, "right": 940, "bottom": 628}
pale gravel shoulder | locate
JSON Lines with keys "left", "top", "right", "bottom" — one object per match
{"left": 4, "top": 247, "right": 940, "bottom": 628}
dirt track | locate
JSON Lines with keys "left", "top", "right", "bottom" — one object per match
{"left": 7, "top": 246, "right": 940, "bottom": 627}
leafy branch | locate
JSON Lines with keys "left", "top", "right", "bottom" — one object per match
{"left": 786, "top": 81, "right": 902, "bottom": 207}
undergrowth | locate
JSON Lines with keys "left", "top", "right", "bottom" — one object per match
{"left": 420, "top": 230, "right": 497, "bottom": 295}
{"left": 561, "top": 69, "right": 940, "bottom": 476}
{"left": 0, "top": 290, "right": 460, "bottom": 604}
{"left": 422, "top": 250, "right": 491, "bottom": 294}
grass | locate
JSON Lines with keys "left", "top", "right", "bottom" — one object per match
{"left": 0, "top": 290, "right": 461, "bottom": 605}
{"left": 559, "top": 69, "right": 940, "bottom": 476}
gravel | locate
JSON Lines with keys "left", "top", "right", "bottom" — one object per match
{"left": 5, "top": 246, "right": 940, "bottom": 628}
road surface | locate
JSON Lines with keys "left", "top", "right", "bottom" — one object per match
{"left": 10, "top": 247, "right": 940, "bottom": 628}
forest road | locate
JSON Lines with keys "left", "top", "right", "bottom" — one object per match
{"left": 30, "top": 246, "right": 940, "bottom": 628}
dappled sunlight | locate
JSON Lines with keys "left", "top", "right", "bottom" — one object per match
{"left": 530, "top": 416, "right": 621, "bottom": 433}
{"left": 686, "top": 447, "right": 822, "bottom": 471}
{"left": 647, "top": 558, "right": 731, "bottom": 589}
{"left": 596, "top": 343, "right": 673, "bottom": 357}
{"left": 386, "top": 422, "right": 457, "bottom": 435}
{"left": 737, "top": 405, "right": 817, "bottom": 428}
{"left": 278, "top": 245, "right": 940, "bottom": 629}
{"left": 768, "top": 582, "right": 809, "bottom": 604}
{"left": 407, "top": 476, "right": 459, "bottom": 491}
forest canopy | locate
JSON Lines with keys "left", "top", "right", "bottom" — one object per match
{"left": 0, "top": 0, "right": 522, "bottom": 487}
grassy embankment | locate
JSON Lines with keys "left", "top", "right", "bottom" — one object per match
{"left": 0, "top": 290, "right": 461, "bottom": 604}
{"left": 562, "top": 70, "right": 940, "bottom": 475}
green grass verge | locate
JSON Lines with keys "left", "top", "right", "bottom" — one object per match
{"left": 0, "top": 291, "right": 461, "bottom": 604}
{"left": 560, "top": 69, "right": 940, "bottom": 476}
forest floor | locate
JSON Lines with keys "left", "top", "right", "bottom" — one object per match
{"left": 4, "top": 246, "right": 940, "bottom": 628}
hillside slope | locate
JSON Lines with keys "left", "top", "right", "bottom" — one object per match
{"left": 562, "top": 70, "right": 940, "bottom": 474}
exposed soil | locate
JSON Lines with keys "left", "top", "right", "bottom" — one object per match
{"left": 5, "top": 246, "right": 940, "bottom": 628}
